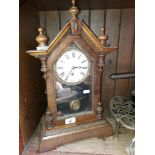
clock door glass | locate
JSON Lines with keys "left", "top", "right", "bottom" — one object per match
{"left": 54, "top": 43, "right": 93, "bottom": 118}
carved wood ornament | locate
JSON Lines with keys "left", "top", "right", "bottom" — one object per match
{"left": 26, "top": 0, "right": 117, "bottom": 152}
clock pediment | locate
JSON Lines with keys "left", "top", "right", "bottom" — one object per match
{"left": 47, "top": 35, "right": 98, "bottom": 66}
{"left": 26, "top": 19, "right": 117, "bottom": 58}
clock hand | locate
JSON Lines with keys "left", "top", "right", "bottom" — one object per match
{"left": 78, "top": 66, "right": 87, "bottom": 69}
{"left": 65, "top": 66, "right": 76, "bottom": 80}
{"left": 73, "top": 66, "right": 82, "bottom": 69}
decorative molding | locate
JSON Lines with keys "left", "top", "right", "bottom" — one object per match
{"left": 43, "top": 119, "right": 107, "bottom": 137}
{"left": 26, "top": 22, "right": 70, "bottom": 57}
{"left": 70, "top": 19, "right": 82, "bottom": 35}
{"left": 45, "top": 109, "right": 54, "bottom": 130}
{"left": 97, "top": 53, "right": 106, "bottom": 73}
{"left": 96, "top": 102, "right": 103, "bottom": 120}
{"left": 82, "top": 22, "right": 117, "bottom": 53}
{"left": 26, "top": 22, "right": 117, "bottom": 58}
{"left": 39, "top": 57, "right": 48, "bottom": 80}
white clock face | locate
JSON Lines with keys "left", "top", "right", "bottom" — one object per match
{"left": 55, "top": 49, "right": 90, "bottom": 85}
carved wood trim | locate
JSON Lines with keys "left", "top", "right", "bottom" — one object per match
{"left": 97, "top": 53, "right": 106, "bottom": 73}
{"left": 45, "top": 109, "right": 54, "bottom": 130}
{"left": 26, "top": 21, "right": 117, "bottom": 59}
{"left": 46, "top": 67, "right": 57, "bottom": 119}
{"left": 74, "top": 37, "right": 100, "bottom": 116}
{"left": 44, "top": 35, "right": 102, "bottom": 126}
{"left": 26, "top": 22, "right": 71, "bottom": 57}
{"left": 82, "top": 22, "right": 117, "bottom": 53}
{"left": 39, "top": 57, "right": 48, "bottom": 80}
{"left": 46, "top": 22, "right": 70, "bottom": 54}
{"left": 47, "top": 35, "right": 81, "bottom": 66}
{"left": 70, "top": 19, "right": 82, "bottom": 35}
{"left": 96, "top": 102, "right": 103, "bottom": 120}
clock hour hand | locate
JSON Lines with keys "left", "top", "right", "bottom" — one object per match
{"left": 74, "top": 66, "right": 86, "bottom": 69}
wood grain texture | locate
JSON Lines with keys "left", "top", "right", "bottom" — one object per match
{"left": 45, "top": 11, "right": 60, "bottom": 43}
{"left": 90, "top": 10, "right": 105, "bottom": 36}
{"left": 39, "top": 120, "right": 113, "bottom": 152}
{"left": 19, "top": 125, "right": 23, "bottom": 155}
{"left": 60, "top": 10, "right": 70, "bottom": 29}
{"left": 101, "top": 9, "right": 121, "bottom": 111}
{"left": 78, "top": 10, "right": 89, "bottom": 26}
{"left": 115, "top": 9, "right": 135, "bottom": 97}
{"left": 59, "top": 10, "right": 89, "bottom": 32}
{"left": 128, "top": 37, "right": 135, "bottom": 95}
{"left": 19, "top": 2, "right": 46, "bottom": 145}
{"left": 24, "top": 0, "right": 135, "bottom": 11}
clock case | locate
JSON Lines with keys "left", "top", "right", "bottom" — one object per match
{"left": 27, "top": 1, "right": 117, "bottom": 152}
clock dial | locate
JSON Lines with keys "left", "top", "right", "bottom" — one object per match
{"left": 55, "top": 49, "right": 90, "bottom": 85}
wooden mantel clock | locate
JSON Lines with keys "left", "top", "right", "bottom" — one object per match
{"left": 26, "top": 0, "right": 117, "bottom": 152}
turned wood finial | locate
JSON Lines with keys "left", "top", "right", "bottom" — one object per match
{"left": 35, "top": 27, "right": 48, "bottom": 47}
{"left": 38, "top": 27, "right": 43, "bottom": 34}
{"left": 72, "top": 0, "right": 75, "bottom": 6}
{"left": 98, "top": 27, "right": 108, "bottom": 46}
{"left": 69, "top": 0, "right": 79, "bottom": 19}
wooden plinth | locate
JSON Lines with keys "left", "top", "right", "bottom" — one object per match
{"left": 38, "top": 119, "right": 113, "bottom": 152}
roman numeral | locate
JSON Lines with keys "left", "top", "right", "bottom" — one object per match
{"left": 72, "top": 52, "right": 75, "bottom": 58}
{"left": 57, "top": 67, "right": 63, "bottom": 69}
{"left": 81, "top": 60, "right": 86, "bottom": 63}
{"left": 78, "top": 54, "right": 81, "bottom": 60}
{"left": 60, "top": 60, "right": 65, "bottom": 63}
{"left": 65, "top": 54, "right": 69, "bottom": 59}
{"left": 60, "top": 72, "right": 65, "bottom": 77}
{"left": 82, "top": 66, "right": 87, "bottom": 69}
{"left": 71, "top": 72, "right": 74, "bottom": 76}
{"left": 80, "top": 72, "right": 85, "bottom": 76}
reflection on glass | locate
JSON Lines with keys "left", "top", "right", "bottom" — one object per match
{"left": 55, "top": 76, "right": 92, "bottom": 117}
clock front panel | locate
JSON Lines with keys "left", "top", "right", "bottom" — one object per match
{"left": 53, "top": 44, "right": 94, "bottom": 119}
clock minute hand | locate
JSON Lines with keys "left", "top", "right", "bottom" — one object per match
{"left": 65, "top": 66, "right": 76, "bottom": 80}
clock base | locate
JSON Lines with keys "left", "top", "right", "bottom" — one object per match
{"left": 38, "top": 118, "right": 113, "bottom": 152}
